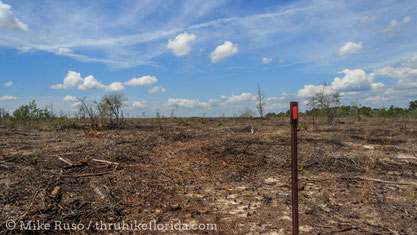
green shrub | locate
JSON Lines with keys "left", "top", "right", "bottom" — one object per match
{"left": 12, "top": 100, "right": 53, "bottom": 121}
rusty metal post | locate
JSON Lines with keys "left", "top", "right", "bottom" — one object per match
{"left": 290, "top": 102, "right": 299, "bottom": 235}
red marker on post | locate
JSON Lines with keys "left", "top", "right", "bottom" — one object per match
{"left": 290, "top": 102, "right": 299, "bottom": 235}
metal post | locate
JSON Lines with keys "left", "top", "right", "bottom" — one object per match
{"left": 290, "top": 102, "right": 299, "bottom": 235}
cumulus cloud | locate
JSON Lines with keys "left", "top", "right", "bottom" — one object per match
{"left": 336, "top": 41, "right": 362, "bottom": 56}
{"left": 4, "top": 81, "right": 12, "bottom": 87}
{"left": 63, "top": 95, "right": 77, "bottom": 101}
{"left": 209, "top": 41, "right": 238, "bottom": 63}
{"left": 0, "top": 1, "right": 28, "bottom": 31}
{"left": 51, "top": 71, "right": 84, "bottom": 89}
{"left": 332, "top": 69, "right": 377, "bottom": 92}
{"left": 166, "top": 32, "right": 196, "bottom": 56}
{"left": 0, "top": 95, "right": 16, "bottom": 101}
{"left": 381, "top": 16, "right": 412, "bottom": 36}
{"left": 124, "top": 75, "right": 157, "bottom": 87}
{"left": 105, "top": 82, "right": 125, "bottom": 92}
{"left": 226, "top": 92, "right": 256, "bottom": 103}
{"left": 166, "top": 98, "right": 210, "bottom": 108}
{"left": 52, "top": 71, "right": 127, "bottom": 91}
{"left": 297, "top": 84, "right": 328, "bottom": 98}
{"left": 132, "top": 101, "right": 148, "bottom": 108}
{"left": 148, "top": 86, "right": 166, "bottom": 94}
{"left": 297, "top": 69, "right": 384, "bottom": 97}
{"left": 262, "top": 57, "right": 272, "bottom": 64}
{"left": 77, "top": 75, "right": 105, "bottom": 90}
{"left": 52, "top": 71, "right": 162, "bottom": 92}
{"left": 374, "top": 54, "right": 417, "bottom": 89}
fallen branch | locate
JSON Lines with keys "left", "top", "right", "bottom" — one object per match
{"left": 92, "top": 158, "right": 119, "bottom": 165}
{"left": 348, "top": 176, "right": 417, "bottom": 187}
{"left": 58, "top": 156, "right": 73, "bottom": 166}
{"left": 318, "top": 226, "right": 360, "bottom": 234}
{"left": 61, "top": 171, "right": 114, "bottom": 178}
{"left": 0, "top": 164, "right": 9, "bottom": 169}
{"left": 13, "top": 189, "right": 41, "bottom": 231}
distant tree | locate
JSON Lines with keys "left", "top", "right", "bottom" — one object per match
{"left": 256, "top": 82, "right": 265, "bottom": 118}
{"left": 307, "top": 82, "right": 341, "bottom": 124}
{"left": 239, "top": 108, "right": 256, "bottom": 118}
{"left": 77, "top": 97, "right": 97, "bottom": 125}
{"left": 94, "top": 100, "right": 109, "bottom": 121}
{"left": 265, "top": 112, "right": 277, "bottom": 118}
{"left": 0, "top": 108, "right": 10, "bottom": 123}
{"left": 410, "top": 100, "right": 417, "bottom": 111}
{"left": 100, "top": 93, "right": 127, "bottom": 123}
{"left": 351, "top": 99, "right": 361, "bottom": 120}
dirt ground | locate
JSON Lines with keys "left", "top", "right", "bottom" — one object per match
{"left": 1, "top": 117, "right": 416, "bottom": 234}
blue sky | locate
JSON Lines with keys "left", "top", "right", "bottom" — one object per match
{"left": 1, "top": 0, "right": 417, "bottom": 117}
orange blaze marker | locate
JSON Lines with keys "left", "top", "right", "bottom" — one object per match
{"left": 292, "top": 106, "right": 298, "bottom": 120}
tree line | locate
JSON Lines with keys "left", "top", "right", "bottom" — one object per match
{"left": 0, "top": 93, "right": 127, "bottom": 127}
{"left": 266, "top": 102, "right": 417, "bottom": 119}
{"left": 1, "top": 89, "right": 417, "bottom": 125}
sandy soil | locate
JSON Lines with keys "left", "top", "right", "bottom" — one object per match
{"left": 1, "top": 117, "right": 416, "bottom": 234}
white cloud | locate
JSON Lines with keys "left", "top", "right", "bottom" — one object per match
{"left": 332, "top": 69, "right": 377, "bottom": 92}
{"left": 208, "top": 98, "right": 220, "bottom": 107}
{"left": 166, "top": 98, "right": 210, "bottom": 108}
{"left": 278, "top": 58, "right": 285, "bottom": 64}
{"left": 105, "top": 82, "right": 125, "bottom": 92}
{"left": 359, "top": 15, "right": 376, "bottom": 25}
{"left": 262, "top": 57, "right": 272, "bottom": 64}
{"left": 374, "top": 53, "right": 417, "bottom": 89}
{"left": 0, "top": 1, "right": 28, "bottom": 31}
{"left": 148, "top": 86, "right": 166, "bottom": 94}
{"left": 124, "top": 75, "right": 157, "bottom": 87}
{"left": 51, "top": 71, "right": 83, "bottom": 89}
{"left": 57, "top": 47, "right": 72, "bottom": 55}
{"left": 297, "top": 69, "right": 384, "bottom": 97}
{"left": 364, "top": 96, "right": 390, "bottom": 103}
{"left": 209, "top": 41, "right": 238, "bottom": 63}
{"left": 266, "top": 93, "right": 286, "bottom": 101}
{"left": 336, "top": 41, "right": 362, "bottom": 56}
{"left": 297, "top": 84, "right": 328, "bottom": 97}
{"left": 166, "top": 32, "right": 196, "bottom": 56}
{"left": 70, "top": 102, "right": 81, "bottom": 108}
{"left": 77, "top": 75, "right": 105, "bottom": 90}
{"left": 52, "top": 71, "right": 126, "bottom": 91}
{"left": 226, "top": 92, "right": 256, "bottom": 103}
{"left": 63, "top": 95, "right": 78, "bottom": 101}
{"left": 0, "top": 95, "right": 16, "bottom": 101}
{"left": 381, "top": 16, "right": 412, "bottom": 36}
{"left": 220, "top": 95, "right": 227, "bottom": 99}
{"left": 4, "top": 81, "right": 12, "bottom": 87}
{"left": 132, "top": 101, "right": 148, "bottom": 108}
{"left": 370, "top": 82, "right": 385, "bottom": 90}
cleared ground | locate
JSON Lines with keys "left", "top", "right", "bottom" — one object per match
{"left": 1, "top": 117, "right": 416, "bottom": 234}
